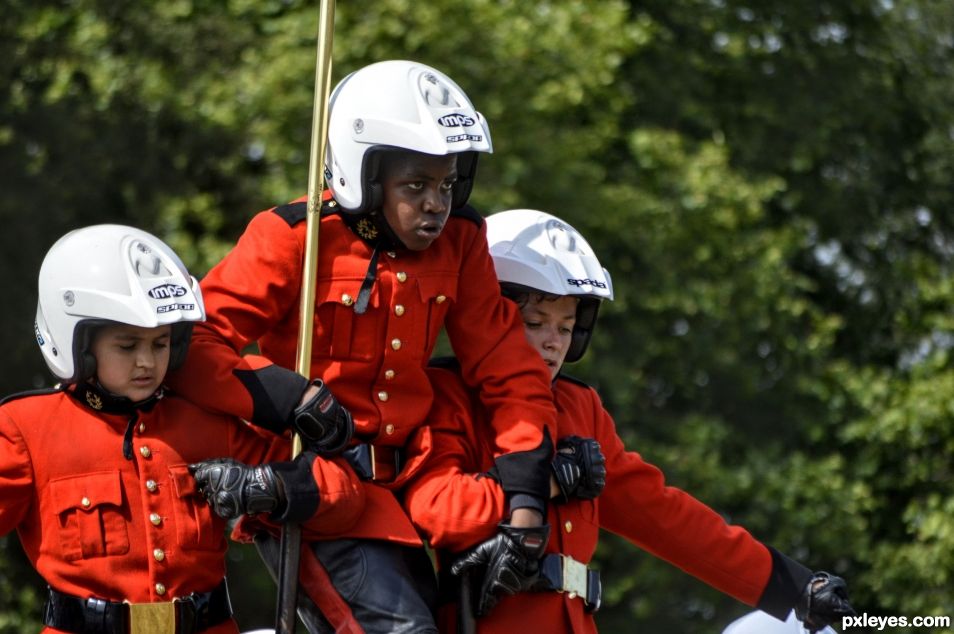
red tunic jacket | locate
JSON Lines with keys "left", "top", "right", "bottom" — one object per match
{"left": 405, "top": 367, "right": 812, "bottom": 633}
{"left": 168, "top": 197, "right": 557, "bottom": 542}
{"left": 0, "top": 389, "right": 363, "bottom": 634}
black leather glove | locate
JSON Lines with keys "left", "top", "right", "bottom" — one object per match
{"left": 189, "top": 458, "right": 286, "bottom": 519}
{"left": 451, "top": 523, "right": 550, "bottom": 617}
{"left": 552, "top": 435, "right": 606, "bottom": 503}
{"left": 292, "top": 379, "right": 354, "bottom": 456}
{"left": 795, "top": 572, "right": 856, "bottom": 632}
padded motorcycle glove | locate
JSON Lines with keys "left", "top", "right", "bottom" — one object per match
{"left": 189, "top": 458, "right": 286, "bottom": 519}
{"left": 451, "top": 522, "right": 550, "bottom": 617}
{"left": 552, "top": 435, "right": 606, "bottom": 503}
{"left": 795, "top": 572, "right": 856, "bottom": 633}
{"left": 292, "top": 379, "right": 354, "bottom": 456}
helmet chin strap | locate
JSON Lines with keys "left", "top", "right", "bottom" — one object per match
{"left": 367, "top": 209, "right": 406, "bottom": 250}
{"left": 353, "top": 246, "right": 380, "bottom": 315}
{"left": 338, "top": 206, "right": 405, "bottom": 251}
{"left": 338, "top": 206, "right": 407, "bottom": 316}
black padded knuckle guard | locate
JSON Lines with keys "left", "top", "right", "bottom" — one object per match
{"left": 292, "top": 380, "right": 354, "bottom": 456}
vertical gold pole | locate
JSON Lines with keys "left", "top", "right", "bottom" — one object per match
{"left": 277, "top": 2, "right": 335, "bottom": 632}
{"left": 293, "top": 0, "right": 337, "bottom": 458}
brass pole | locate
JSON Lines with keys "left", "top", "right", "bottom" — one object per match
{"left": 276, "top": 1, "right": 336, "bottom": 632}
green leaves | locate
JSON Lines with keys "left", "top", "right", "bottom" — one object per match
{"left": 2, "top": 0, "right": 954, "bottom": 631}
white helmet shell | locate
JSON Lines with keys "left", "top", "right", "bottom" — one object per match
{"left": 722, "top": 610, "right": 836, "bottom": 634}
{"left": 326, "top": 60, "right": 493, "bottom": 214}
{"left": 35, "top": 224, "right": 205, "bottom": 382}
{"left": 486, "top": 209, "right": 613, "bottom": 301}
{"left": 486, "top": 209, "right": 613, "bottom": 363}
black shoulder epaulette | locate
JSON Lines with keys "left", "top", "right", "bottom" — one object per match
{"left": 450, "top": 204, "right": 484, "bottom": 227}
{"left": 0, "top": 386, "right": 63, "bottom": 407}
{"left": 272, "top": 201, "right": 307, "bottom": 227}
{"left": 271, "top": 199, "right": 341, "bottom": 227}
{"left": 555, "top": 373, "right": 592, "bottom": 390}
{"left": 428, "top": 356, "right": 462, "bottom": 371}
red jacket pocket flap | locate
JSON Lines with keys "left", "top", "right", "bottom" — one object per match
{"left": 317, "top": 277, "right": 381, "bottom": 310}
{"left": 49, "top": 471, "right": 123, "bottom": 513}
{"left": 415, "top": 273, "right": 458, "bottom": 304}
{"left": 169, "top": 464, "right": 200, "bottom": 498}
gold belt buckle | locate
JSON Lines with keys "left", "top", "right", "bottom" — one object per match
{"left": 370, "top": 443, "right": 377, "bottom": 481}
{"left": 125, "top": 600, "right": 176, "bottom": 634}
{"left": 561, "top": 555, "right": 589, "bottom": 600}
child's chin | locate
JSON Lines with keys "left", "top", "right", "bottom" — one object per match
{"left": 404, "top": 229, "right": 442, "bottom": 250}
{"left": 124, "top": 386, "right": 157, "bottom": 401}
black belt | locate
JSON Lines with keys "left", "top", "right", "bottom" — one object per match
{"left": 343, "top": 442, "right": 403, "bottom": 482}
{"left": 537, "top": 554, "right": 602, "bottom": 612}
{"left": 437, "top": 551, "right": 601, "bottom": 614}
{"left": 43, "top": 579, "right": 232, "bottom": 634}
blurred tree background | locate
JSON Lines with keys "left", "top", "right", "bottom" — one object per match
{"left": 2, "top": 0, "right": 953, "bottom": 631}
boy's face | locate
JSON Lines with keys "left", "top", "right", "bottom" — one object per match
{"left": 519, "top": 295, "right": 578, "bottom": 381}
{"left": 90, "top": 324, "right": 172, "bottom": 401}
{"left": 379, "top": 151, "right": 458, "bottom": 251}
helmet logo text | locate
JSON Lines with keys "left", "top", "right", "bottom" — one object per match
{"left": 566, "top": 278, "right": 607, "bottom": 289}
{"left": 148, "top": 284, "right": 187, "bottom": 300}
{"left": 438, "top": 114, "right": 475, "bottom": 127}
{"left": 157, "top": 303, "right": 195, "bottom": 314}
{"left": 446, "top": 134, "right": 483, "bottom": 143}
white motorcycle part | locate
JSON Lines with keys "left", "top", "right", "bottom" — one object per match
{"left": 722, "top": 609, "right": 837, "bottom": 634}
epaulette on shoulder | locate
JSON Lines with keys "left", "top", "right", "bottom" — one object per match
{"left": 428, "top": 356, "right": 462, "bottom": 371}
{"left": 555, "top": 373, "right": 592, "bottom": 390}
{"left": 272, "top": 201, "right": 307, "bottom": 227}
{"left": 450, "top": 204, "right": 484, "bottom": 227}
{"left": 0, "top": 386, "right": 63, "bottom": 407}
{"left": 271, "top": 199, "right": 341, "bottom": 227}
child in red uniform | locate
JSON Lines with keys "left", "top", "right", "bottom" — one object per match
{"left": 0, "top": 225, "right": 361, "bottom": 634}
{"left": 404, "top": 209, "right": 856, "bottom": 633}
{"left": 169, "top": 61, "right": 556, "bottom": 633}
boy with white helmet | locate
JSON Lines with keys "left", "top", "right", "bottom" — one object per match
{"left": 0, "top": 225, "right": 362, "bottom": 634}
{"left": 174, "top": 61, "right": 557, "bottom": 632}
{"left": 404, "top": 209, "right": 856, "bottom": 633}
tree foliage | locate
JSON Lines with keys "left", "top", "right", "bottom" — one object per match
{"left": 2, "top": 1, "right": 953, "bottom": 632}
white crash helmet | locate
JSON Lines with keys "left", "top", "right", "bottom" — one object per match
{"left": 35, "top": 224, "right": 205, "bottom": 383}
{"left": 722, "top": 609, "right": 837, "bottom": 634}
{"left": 486, "top": 209, "right": 613, "bottom": 363}
{"left": 325, "top": 59, "right": 493, "bottom": 215}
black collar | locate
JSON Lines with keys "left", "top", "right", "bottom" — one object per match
{"left": 338, "top": 209, "right": 406, "bottom": 251}
{"left": 335, "top": 207, "right": 408, "bottom": 315}
{"left": 68, "top": 381, "right": 163, "bottom": 416}
{"left": 68, "top": 382, "right": 164, "bottom": 460}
